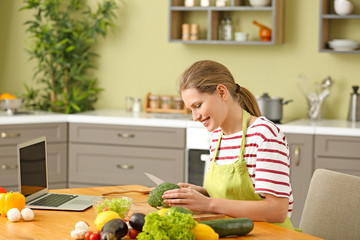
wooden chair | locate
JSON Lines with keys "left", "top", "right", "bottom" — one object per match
{"left": 299, "top": 169, "right": 360, "bottom": 240}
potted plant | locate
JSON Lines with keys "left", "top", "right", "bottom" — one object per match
{"left": 21, "top": 0, "right": 121, "bottom": 113}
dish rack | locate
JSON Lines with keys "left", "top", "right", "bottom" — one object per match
{"left": 143, "top": 92, "right": 190, "bottom": 114}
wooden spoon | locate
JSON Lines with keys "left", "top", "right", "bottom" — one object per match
{"left": 102, "top": 188, "right": 154, "bottom": 196}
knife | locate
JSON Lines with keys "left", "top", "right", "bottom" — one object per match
{"left": 145, "top": 172, "right": 165, "bottom": 185}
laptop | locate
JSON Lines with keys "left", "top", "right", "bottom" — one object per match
{"left": 17, "top": 136, "right": 102, "bottom": 211}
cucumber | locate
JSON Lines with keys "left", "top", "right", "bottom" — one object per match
{"left": 199, "top": 218, "right": 254, "bottom": 237}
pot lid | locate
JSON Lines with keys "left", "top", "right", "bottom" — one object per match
{"left": 256, "top": 93, "right": 281, "bottom": 100}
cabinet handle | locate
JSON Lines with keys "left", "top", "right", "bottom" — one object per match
{"left": 116, "top": 164, "right": 134, "bottom": 170}
{"left": 1, "top": 132, "right": 21, "bottom": 138}
{"left": 200, "top": 154, "right": 210, "bottom": 161}
{"left": 1, "top": 164, "right": 17, "bottom": 170}
{"left": 294, "top": 146, "right": 300, "bottom": 166}
{"left": 117, "top": 133, "right": 135, "bottom": 138}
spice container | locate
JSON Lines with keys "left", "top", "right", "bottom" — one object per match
{"left": 185, "top": 0, "right": 195, "bottom": 7}
{"left": 161, "top": 96, "right": 173, "bottom": 109}
{"left": 173, "top": 96, "right": 184, "bottom": 110}
{"left": 201, "top": 0, "right": 210, "bottom": 7}
{"left": 125, "top": 96, "right": 133, "bottom": 112}
{"left": 148, "top": 95, "right": 160, "bottom": 109}
{"left": 190, "top": 24, "right": 199, "bottom": 40}
{"left": 182, "top": 23, "right": 190, "bottom": 41}
{"left": 132, "top": 98, "right": 141, "bottom": 113}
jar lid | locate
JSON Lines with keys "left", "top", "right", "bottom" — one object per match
{"left": 161, "top": 96, "right": 172, "bottom": 100}
{"left": 149, "top": 95, "right": 160, "bottom": 100}
{"left": 173, "top": 96, "right": 183, "bottom": 101}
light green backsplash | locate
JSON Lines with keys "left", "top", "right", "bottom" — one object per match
{"left": 0, "top": 0, "right": 359, "bottom": 122}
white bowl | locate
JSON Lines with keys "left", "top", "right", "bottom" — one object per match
{"left": 249, "top": 0, "right": 271, "bottom": 7}
{"left": 328, "top": 39, "right": 359, "bottom": 51}
{"left": 93, "top": 196, "right": 132, "bottom": 219}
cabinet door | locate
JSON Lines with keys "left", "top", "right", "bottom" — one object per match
{"left": 0, "top": 123, "right": 67, "bottom": 145}
{"left": 0, "top": 143, "right": 68, "bottom": 190}
{"left": 69, "top": 143, "right": 185, "bottom": 187}
{"left": 286, "top": 133, "right": 314, "bottom": 228}
{"left": 315, "top": 135, "right": 360, "bottom": 176}
{"left": 69, "top": 123, "right": 185, "bottom": 149}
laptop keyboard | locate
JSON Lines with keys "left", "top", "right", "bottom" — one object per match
{"left": 29, "top": 193, "right": 78, "bottom": 207}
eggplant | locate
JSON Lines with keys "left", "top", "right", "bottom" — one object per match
{"left": 101, "top": 218, "right": 128, "bottom": 240}
{"left": 129, "top": 213, "right": 146, "bottom": 232}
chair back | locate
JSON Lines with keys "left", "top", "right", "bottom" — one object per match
{"left": 299, "top": 169, "right": 360, "bottom": 240}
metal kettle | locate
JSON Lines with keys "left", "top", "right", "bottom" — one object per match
{"left": 347, "top": 85, "right": 360, "bottom": 122}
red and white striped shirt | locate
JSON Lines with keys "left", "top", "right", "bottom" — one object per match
{"left": 208, "top": 116, "right": 293, "bottom": 217}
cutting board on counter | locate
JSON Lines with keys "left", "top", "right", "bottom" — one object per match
{"left": 131, "top": 201, "right": 225, "bottom": 221}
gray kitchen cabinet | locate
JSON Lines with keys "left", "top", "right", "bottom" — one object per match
{"left": 286, "top": 133, "right": 314, "bottom": 228}
{"left": 319, "top": 0, "right": 360, "bottom": 54}
{"left": 169, "top": 0, "right": 284, "bottom": 45}
{"left": 315, "top": 135, "right": 360, "bottom": 176}
{"left": 0, "top": 123, "right": 68, "bottom": 191}
{"left": 68, "top": 123, "right": 186, "bottom": 188}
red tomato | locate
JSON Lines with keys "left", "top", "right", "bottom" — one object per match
{"left": 128, "top": 229, "right": 138, "bottom": 239}
{"left": 102, "top": 207, "right": 108, "bottom": 212}
{"left": 0, "top": 187, "right": 6, "bottom": 193}
{"left": 89, "top": 232, "right": 100, "bottom": 240}
{"left": 84, "top": 231, "right": 93, "bottom": 240}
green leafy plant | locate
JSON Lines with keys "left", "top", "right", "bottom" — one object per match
{"left": 20, "top": 0, "right": 121, "bottom": 113}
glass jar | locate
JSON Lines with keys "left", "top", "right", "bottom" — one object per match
{"left": 161, "top": 96, "right": 173, "bottom": 109}
{"left": 173, "top": 96, "right": 184, "bottom": 110}
{"left": 148, "top": 95, "right": 160, "bottom": 109}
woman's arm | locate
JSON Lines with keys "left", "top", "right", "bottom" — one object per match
{"left": 163, "top": 189, "right": 288, "bottom": 223}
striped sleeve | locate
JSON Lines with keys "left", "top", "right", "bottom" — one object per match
{"left": 253, "top": 124, "right": 292, "bottom": 199}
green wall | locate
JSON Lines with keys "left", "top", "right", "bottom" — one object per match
{"left": 1, "top": 0, "right": 360, "bottom": 122}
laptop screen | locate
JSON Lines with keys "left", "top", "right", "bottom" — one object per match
{"left": 18, "top": 137, "right": 48, "bottom": 197}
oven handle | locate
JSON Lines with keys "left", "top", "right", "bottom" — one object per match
{"left": 200, "top": 154, "right": 210, "bottom": 161}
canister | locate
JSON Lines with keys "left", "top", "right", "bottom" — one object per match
{"left": 182, "top": 23, "right": 190, "bottom": 41}
{"left": 174, "top": 96, "right": 184, "bottom": 110}
{"left": 161, "top": 96, "right": 173, "bottom": 109}
{"left": 148, "top": 95, "right": 160, "bottom": 109}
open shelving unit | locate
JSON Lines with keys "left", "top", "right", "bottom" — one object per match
{"left": 319, "top": 0, "right": 360, "bottom": 54}
{"left": 168, "top": 0, "right": 284, "bottom": 45}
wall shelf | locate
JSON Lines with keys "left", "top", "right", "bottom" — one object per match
{"left": 319, "top": 0, "right": 360, "bottom": 54}
{"left": 169, "top": 0, "right": 284, "bottom": 45}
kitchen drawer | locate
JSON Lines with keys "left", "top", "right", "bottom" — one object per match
{"left": 0, "top": 123, "right": 67, "bottom": 145}
{"left": 315, "top": 157, "right": 360, "bottom": 177}
{"left": 68, "top": 143, "right": 185, "bottom": 187}
{"left": 315, "top": 135, "right": 360, "bottom": 158}
{"left": 0, "top": 143, "right": 68, "bottom": 188}
{"left": 69, "top": 123, "right": 185, "bottom": 149}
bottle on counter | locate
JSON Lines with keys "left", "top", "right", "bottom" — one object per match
{"left": 132, "top": 98, "right": 141, "bottom": 113}
{"left": 223, "top": 17, "right": 232, "bottom": 41}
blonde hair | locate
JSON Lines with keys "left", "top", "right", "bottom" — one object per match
{"left": 179, "top": 60, "right": 261, "bottom": 117}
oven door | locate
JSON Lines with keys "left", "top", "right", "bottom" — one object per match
{"left": 188, "top": 149, "right": 210, "bottom": 186}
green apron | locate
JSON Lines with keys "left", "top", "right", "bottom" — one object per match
{"left": 204, "top": 109, "right": 294, "bottom": 230}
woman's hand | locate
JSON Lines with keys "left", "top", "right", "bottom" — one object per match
{"left": 162, "top": 187, "right": 211, "bottom": 212}
{"left": 177, "top": 183, "right": 209, "bottom": 196}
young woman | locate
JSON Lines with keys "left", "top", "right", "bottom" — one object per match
{"left": 162, "top": 60, "right": 294, "bottom": 230}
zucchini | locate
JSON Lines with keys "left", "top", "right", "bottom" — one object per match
{"left": 199, "top": 218, "right": 254, "bottom": 237}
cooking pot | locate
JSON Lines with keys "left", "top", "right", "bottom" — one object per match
{"left": 256, "top": 93, "right": 293, "bottom": 123}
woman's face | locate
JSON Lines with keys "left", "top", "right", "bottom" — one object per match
{"left": 181, "top": 87, "right": 227, "bottom": 132}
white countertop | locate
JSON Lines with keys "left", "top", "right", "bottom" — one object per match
{"left": 1, "top": 109, "right": 360, "bottom": 137}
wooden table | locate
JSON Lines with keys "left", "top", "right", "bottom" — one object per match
{"left": 0, "top": 185, "right": 323, "bottom": 240}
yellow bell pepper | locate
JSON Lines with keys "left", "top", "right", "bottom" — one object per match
{"left": 0, "top": 192, "right": 25, "bottom": 217}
